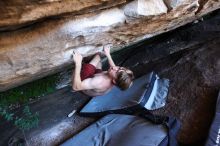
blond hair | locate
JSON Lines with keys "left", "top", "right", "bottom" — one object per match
{"left": 115, "top": 69, "right": 134, "bottom": 90}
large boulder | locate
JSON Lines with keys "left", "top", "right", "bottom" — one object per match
{"left": 0, "top": 0, "right": 126, "bottom": 31}
{"left": 0, "top": 11, "right": 219, "bottom": 145}
{"left": 126, "top": 38, "right": 220, "bottom": 144}
{"left": 116, "top": 10, "right": 219, "bottom": 143}
{"left": 160, "top": 41, "right": 220, "bottom": 144}
{"left": 0, "top": 0, "right": 219, "bottom": 91}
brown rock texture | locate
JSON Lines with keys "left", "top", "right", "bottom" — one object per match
{"left": 0, "top": 0, "right": 219, "bottom": 91}
{"left": 127, "top": 39, "right": 220, "bottom": 144}
{"left": 0, "top": 0, "right": 126, "bottom": 31}
{"left": 160, "top": 43, "right": 220, "bottom": 144}
{"left": 0, "top": 11, "right": 219, "bottom": 145}
{"left": 118, "top": 13, "right": 220, "bottom": 143}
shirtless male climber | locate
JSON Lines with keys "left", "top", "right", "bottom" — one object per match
{"left": 72, "top": 46, "right": 134, "bottom": 97}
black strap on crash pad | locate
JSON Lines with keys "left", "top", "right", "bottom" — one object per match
{"left": 139, "top": 111, "right": 181, "bottom": 146}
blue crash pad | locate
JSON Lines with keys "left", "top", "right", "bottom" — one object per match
{"left": 206, "top": 91, "right": 220, "bottom": 146}
{"left": 61, "top": 114, "right": 168, "bottom": 146}
{"left": 80, "top": 72, "right": 169, "bottom": 115}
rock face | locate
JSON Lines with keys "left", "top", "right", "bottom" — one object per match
{"left": 123, "top": 38, "right": 220, "bottom": 145}
{"left": 0, "top": 0, "right": 127, "bottom": 31}
{"left": 160, "top": 41, "right": 219, "bottom": 144}
{"left": 119, "top": 12, "right": 220, "bottom": 144}
{"left": 0, "top": 0, "right": 220, "bottom": 91}
{"left": 0, "top": 11, "right": 219, "bottom": 145}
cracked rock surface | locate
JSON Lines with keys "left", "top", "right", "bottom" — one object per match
{"left": 0, "top": 11, "right": 219, "bottom": 145}
{"left": 0, "top": 0, "right": 219, "bottom": 91}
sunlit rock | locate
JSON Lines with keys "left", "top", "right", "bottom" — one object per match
{"left": 0, "top": 0, "right": 219, "bottom": 91}
{"left": 123, "top": 0, "right": 167, "bottom": 18}
{"left": 164, "top": 0, "right": 194, "bottom": 9}
{"left": 0, "top": 0, "right": 126, "bottom": 31}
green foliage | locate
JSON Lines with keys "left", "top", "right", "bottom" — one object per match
{"left": 14, "top": 106, "right": 39, "bottom": 130}
{"left": 0, "top": 105, "right": 39, "bottom": 131}
{"left": 0, "top": 74, "right": 58, "bottom": 106}
{"left": 0, "top": 72, "right": 58, "bottom": 131}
